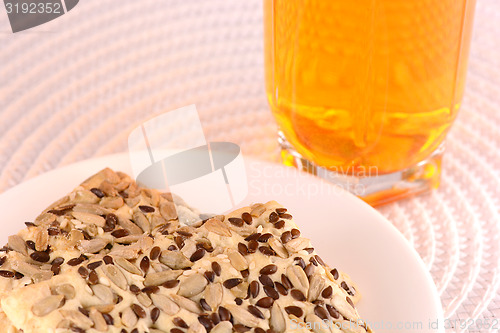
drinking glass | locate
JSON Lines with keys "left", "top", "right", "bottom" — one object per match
{"left": 264, "top": 0, "right": 476, "bottom": 205}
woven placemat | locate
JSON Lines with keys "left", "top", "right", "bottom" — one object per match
{"left": 0, "top": 0, "right": 499, "bottom": 331}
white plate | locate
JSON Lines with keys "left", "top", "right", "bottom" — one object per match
{"left": 0, "top": 153, "right": 443, "bottom": 332}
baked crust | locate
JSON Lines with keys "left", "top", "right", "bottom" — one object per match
{"left": 0, "top": 168, "right": 370, "bottom": 333}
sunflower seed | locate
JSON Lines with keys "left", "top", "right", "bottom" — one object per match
{"left": 114, "top": 257, "right": 142, "bottom": 276}
{"left": 32, "top": 294, "right": 64, "bottom": 317}
{"left": 72, "top": 211, "right": 106, "bottom": 228}
{"left": 250, "top": 204, "right": 266, "bottom": 217}
{"left": 32, "top": 271, "right": 54, "bottom": 283}
{"left": 188, "top": 321, "right": 207, "bottom": 333}
{"left": 268, "top": 238, "right": 288, "bottom": 259}
{"left": 204, "top": 218, "right": 232, "bottom": 237}
{"left": 211, "top": 321, "right": 232, "bottom": 333}
{"left": 331, "top": 294, "right": 357, "bottom": 321}
{"left": 308, "top": 274, "right": 325, "bottom": 301}
{"left": 228, "top": 250, "right": 248, "bottom": 271}
{"left": 91, "top": 284, "right": 114, "bottom": 304}
{"left": 100, "top": 196, "right": 124, "bottom": 209}
{"left": 226, "top": 304, "right": 260, "bottom": 327}
{"left": 8, "top": 235, "right": 27, "bottom": 256}
{"left": 60, "top": 309, "right": 94, "bottom": 329}
{"left": 160, "top": 201, "right": 178, "bottom": 220}
{"left": 121, "top": 306, "right": 138, "bottom": 327}
{"left": 101, "top": 264, "right": 127, "bottom": 290}
{"left": 270, "top": 303, "right": 286, "bottom": 333}
{"left": 150, "top": 294, "right": 180, "bottom": 315}
{"left": 205, "top": 282, "right": 223, "bottom": 310}
{"left": 133, "top": 211, "right": 151, "bottom": 233}
{"left": 79, "top": 238, "right": 108, "bottom": 254}
{"left": 159, "top": 250, "right": 193, "bottom": 270}
{"left": 284, "top": 237, "right": 310, "bottom": 253}
{"left": 170, "top": 294, "right": 201, "bottom": 314}
{"left": 117, "top": 217, "right": 143, "bottom": 235}
{"left": 144, "top": 270, "right": 183, "bottom": 287}
{"left": 10, "top": 260, "right": 40, "bottom": 276}
{"left": 230, "top": 281, "right": 249, "bottom": 299}
{"left": 89, "top": 308, "right": 108, "bottom": 332}
{"left": 286, "top": 266, "right": 309, "bottom": 295}
{"left": 178, "top": 273, "right": 208, "bottom": 297}
{"left": 54, "top": 284, "right": 76, "bottom": 300}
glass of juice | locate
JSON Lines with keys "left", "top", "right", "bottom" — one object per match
{"left": 264, "top": 0, "right": 476, "bottom": 206}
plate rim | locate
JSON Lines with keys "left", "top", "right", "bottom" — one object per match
{"left": 0, "top": 152, "right": 444, "bottom": 332}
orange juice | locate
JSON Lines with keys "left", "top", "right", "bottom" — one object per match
{"left": 264, "top": 0, "right": 476, "bottom": 176}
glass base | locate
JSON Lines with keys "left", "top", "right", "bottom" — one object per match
{"left": 278, "top": 132, "right": 443, "bottom": 206}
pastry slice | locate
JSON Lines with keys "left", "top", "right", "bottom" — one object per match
{"left": 0, "top": 168, "right": 371, "bottom": 333}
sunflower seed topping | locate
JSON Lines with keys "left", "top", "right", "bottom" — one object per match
{"left": 32, "top": 294, "right": 64, "bottom": 317}
{"left": 0, "top": 171, "right": 370, "bottom": 333}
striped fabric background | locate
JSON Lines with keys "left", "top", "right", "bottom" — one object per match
{"left": 0, "top": 1, "right": 499, "bottom": 331}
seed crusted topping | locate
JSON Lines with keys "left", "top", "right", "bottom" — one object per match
{"left": 0, "top": 168, "right": 370, "bottom": 333}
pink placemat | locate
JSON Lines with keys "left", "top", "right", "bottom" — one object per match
{"left": 0, "top": 1, "right": 499, "bottom": 331}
